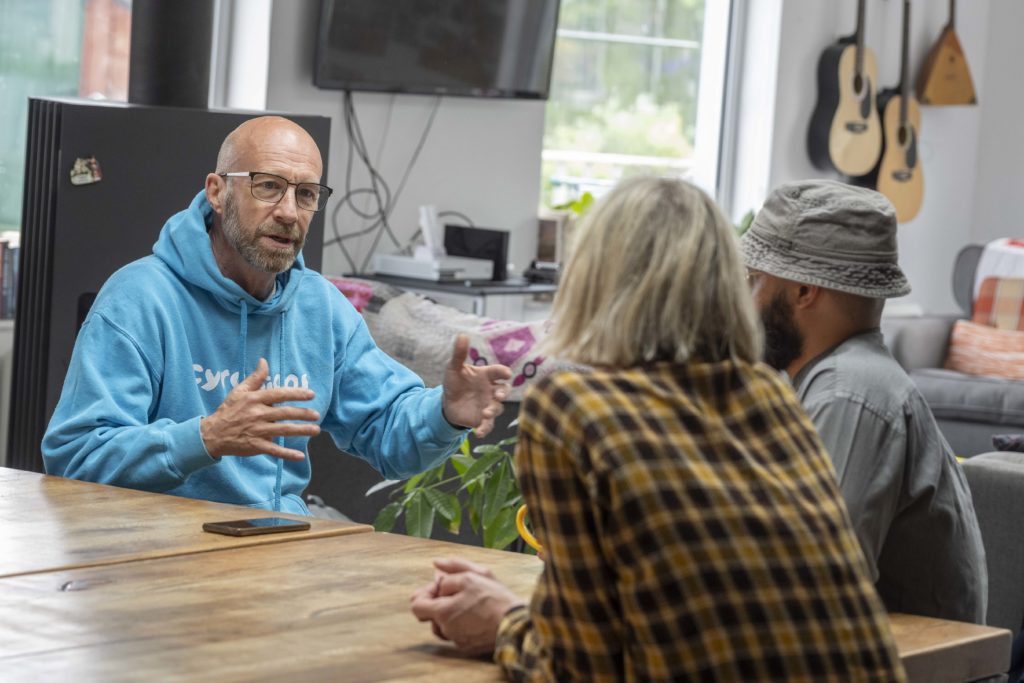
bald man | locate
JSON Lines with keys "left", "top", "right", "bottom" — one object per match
{"left": 43, "top": 116, "right": 511, "bottom": 514}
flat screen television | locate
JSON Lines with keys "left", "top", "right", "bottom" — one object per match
{"left": 314, "top": 0, "right": 561, "bottom": 99}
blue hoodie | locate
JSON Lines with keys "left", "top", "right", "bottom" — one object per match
{"left": 42, "top": 191, "right": 466, "bottom": 514}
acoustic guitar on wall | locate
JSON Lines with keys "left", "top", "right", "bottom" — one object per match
{"left": 874, "top": 0, "right": 924, "bottom": 223}
{"left": 917, "top": 0, "right": 976, "bottom": 105}
{"left": 807, "top": 0, "right": 882, "bottom": 177}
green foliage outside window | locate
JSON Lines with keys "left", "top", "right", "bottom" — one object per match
{"left": 542, "top": 0, "right": 708, "bottom": 207}
{"left": 0, "top": 0, "right": 85, "bottom": 231}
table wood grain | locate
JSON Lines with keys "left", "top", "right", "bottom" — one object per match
{"left": 0, "top": 531, "right": 542, "bottom": 682}
{"left": 0, "top": 467, "right": 372, "bottom": 578}
{"left": 0, "top": 520, "right": 1010, "bottom": 682}
{"left": 889, "top": 612, "right": 1012, "bottom": 682}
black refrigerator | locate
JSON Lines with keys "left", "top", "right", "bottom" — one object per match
{"left": 10, "top": 97, "right": 331, "bottom": 472}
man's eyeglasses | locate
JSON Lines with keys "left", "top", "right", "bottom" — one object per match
{"left": 219, "top": 171, "right": 333, "bottom": 213}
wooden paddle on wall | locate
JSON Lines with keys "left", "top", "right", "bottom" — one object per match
{"left": 875, "top": 0, "right": 924, "bottom": 223}
{"left": 917, "top": 0, "right": 976, "bottom": 105}
{"left": 807, "top": 0, "right": 883, "bottom": 177}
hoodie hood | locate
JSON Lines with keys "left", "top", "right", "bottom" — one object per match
{"left": 153, "top": 190, "right": 306, "bottom": 315}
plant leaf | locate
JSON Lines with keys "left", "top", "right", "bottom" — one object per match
{"left": 483, "top": 461, "right": 512, "bottom": 527}
{"left": 468, "top": 486, "right": 482, "bottom": 534}
{"left": 484, "top": 507, "right": 518, "bottom": 549}
{"left": 405, "top": 493, "right": 435, "bottom": 539}
{"left": 497, "top": 436, "right": 518, "bottom": 448}
{"left": 451, "top": 453, "right": 473, "bottom": 476}
{"left": 459, "top": 450, "right": 504, "bottom": 490}
{"left": 423, "top": 487, "right": 458, "bottom": 522}
{"left": 460, "top": 438, "right": 471, "bottom": 457}
{"left": 365, "top": 479, "right": 402, "bottom": 497}
{"left": 472, "top": 443, "right": 506, "bottom": 456}
{"left": 373, "top": 501, "right": 402, "bottom": 532}
{"left": 445, "top": 494, "right": 462, "bottom": 534}
{"left": 402, "top": 470, "right": 428, "bottom": 494}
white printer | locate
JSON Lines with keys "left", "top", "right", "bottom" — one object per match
{"left": 372, "top": 205, "right": 493, "bottom": 281}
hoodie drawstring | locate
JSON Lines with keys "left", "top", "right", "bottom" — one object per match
{"left": 272, "top": 308, "right": 286, "bottom": 513}
{"left": 239, "top": 298, "right": 290, "bottom": 514}
{"left": 239, "top": 300, "right": 249, "bottom": 376}
{"left": 240, "top": 299, "right": 284, "bottom": 512}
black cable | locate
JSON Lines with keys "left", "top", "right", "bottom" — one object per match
{"left": 385, "top": 96, "right": 441, "bottom": 215}
{"left": 325, "top": 91, "right": 394, "bottom": 272}
{"left": 358, "top": 95, "right": 442, "bottom": 272}
{"left": 324, "top": 91, "right": 442, "bottom": 274}
{"left": 437, "top": 210, "right": 475, "bottom": 227}
{"left": 346, "top": 91, "right": 400, "bottom": 259}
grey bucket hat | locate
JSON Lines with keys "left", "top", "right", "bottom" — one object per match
{"left": 740, "top": 179, "right": 911, "bottom": 298}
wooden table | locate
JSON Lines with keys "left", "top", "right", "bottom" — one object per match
{"left": 0, "top": 468, "right": 1011, "bottom": 681}
{"left": 890, "top": 612, "right": 1012, "bottom": 682}
{"left": 0, "top": 467, "right": 372, "bottom": 578}
{"left": 0, "top": 531, "right": 542, "bottom": 682}
{"left": 0, "top": 524, "right": 1011, "bottom": 682}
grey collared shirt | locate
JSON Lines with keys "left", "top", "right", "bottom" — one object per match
{"left": 792, "top": 329, "right": 987, "bottom": 623}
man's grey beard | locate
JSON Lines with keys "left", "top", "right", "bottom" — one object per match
{"left": 222, "top": 193, "right": 304, "bottom": 274}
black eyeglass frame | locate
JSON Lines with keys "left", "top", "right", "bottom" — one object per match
{"left": 219, "top": 171, "right": 334, "bottom": 213}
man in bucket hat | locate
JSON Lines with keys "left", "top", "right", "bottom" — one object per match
{"left": 741, "top": 179, "right": 986, "bottom": 623}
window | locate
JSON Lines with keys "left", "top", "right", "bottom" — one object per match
{"left": 0, "top": 0, "right": 130, "bottom": 232}
{"left": 541, "top": 0, "right": 731, "bottom": 206}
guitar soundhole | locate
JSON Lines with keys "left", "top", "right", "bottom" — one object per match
{"left": 853, "top": 74, "right": 864, "bottom": 95}
{"left": 845, "top": 122, "right": 868, "bottom": 133}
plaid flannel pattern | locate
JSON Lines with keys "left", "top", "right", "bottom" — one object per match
{"left": 495, "top": 362, "right": 905, "bottom": 682}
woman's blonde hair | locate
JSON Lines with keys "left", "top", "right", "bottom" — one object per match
{"left": 544, "top": 176, "right": 762, "bottom": 367}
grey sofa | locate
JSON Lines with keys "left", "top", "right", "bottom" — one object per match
{"left": 883, "top": 314, "right": 1024, "bottom": 457}
{"left": 882, "top": 246, "right": 1024, "bottom": 457}
{"left": 961, "top": 452, "right": 1024, "bottom": 634}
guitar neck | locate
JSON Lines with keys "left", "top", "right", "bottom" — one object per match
{"left": 899, "top": 0, "right": 911, "bottom": 120}
{"left": 855, "top": 0, "right": 867, "bottom": 75}
{"left": 949, "top": 0, "right": 957, "bottom": 30}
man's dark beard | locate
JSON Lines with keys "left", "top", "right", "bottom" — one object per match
{"left": 760, "top": 291, "right": 804, "bottom": 371}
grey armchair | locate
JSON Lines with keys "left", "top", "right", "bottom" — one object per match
{"left": 882, "top": 246, "right": 1024, "bottom": 457}
{"left": 960, "top": 452, "right": 1024, "bottom": 634}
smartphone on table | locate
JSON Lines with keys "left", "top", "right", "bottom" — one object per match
{"left": 202, "top": 517, "right": 311, "bottom": 537}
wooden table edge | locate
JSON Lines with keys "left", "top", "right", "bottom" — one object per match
{"left": 0, "top": 521, "right": 374, "bottom": 580}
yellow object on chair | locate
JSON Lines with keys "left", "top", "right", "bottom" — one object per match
{"left": 515, "top": 504, "right": 543, "bottom": 553}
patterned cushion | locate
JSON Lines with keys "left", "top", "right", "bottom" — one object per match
{"left": 972, "top": 276, "right": 1024, "bottom": 330}
{"left": 945, "top": 319, "right": 1024, "bottom": 380}
{"left": 326, "top": 276, "right": 563, "bottom": 401}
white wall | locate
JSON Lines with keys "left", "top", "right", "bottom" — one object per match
{"left": 261, "top": 0, "right": 1021, "bottom": 313}
{"left": 758, "top": 0, "right": 994, "bottom": 315}
{"left": 265, "top": 0, "right": 546, "bottom": 278}
{"left": 971, "top": 0, "right": 1024, "bottom": 246}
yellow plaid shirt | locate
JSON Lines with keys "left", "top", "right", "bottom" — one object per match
{"left": 495, "top": 361, "right": 905, "bottom": 682}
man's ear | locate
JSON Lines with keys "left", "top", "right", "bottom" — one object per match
{"left": 205, "top": 173, "right": 225, "bottom": 215}
{"left": 792, "top": 282, "right": 822, "bottom": 311}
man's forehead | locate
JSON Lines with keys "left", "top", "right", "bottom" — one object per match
{"left": 236, "top": 135, "right": 322, "bottom": 178}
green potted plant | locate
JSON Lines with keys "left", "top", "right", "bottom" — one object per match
{"left": 369, "top": 432, "right": 528, "bottom": 552}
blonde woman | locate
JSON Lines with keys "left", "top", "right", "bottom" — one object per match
{"left": 411, "top": 177, "right": 905, "bottom": 681}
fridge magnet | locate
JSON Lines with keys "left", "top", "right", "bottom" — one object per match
{"left": 70, "top": 156, "right": 103, "bottom": 186}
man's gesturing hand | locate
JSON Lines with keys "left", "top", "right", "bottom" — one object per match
{"left": 200, "top": 358, "right": 320, "bottom": 460}
{"left": 441, "top": 334, "right": 512, "bottom": 437}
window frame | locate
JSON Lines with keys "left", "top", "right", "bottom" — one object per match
{"left": 540, "top": 0, "right": 737, "bottom": 203}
